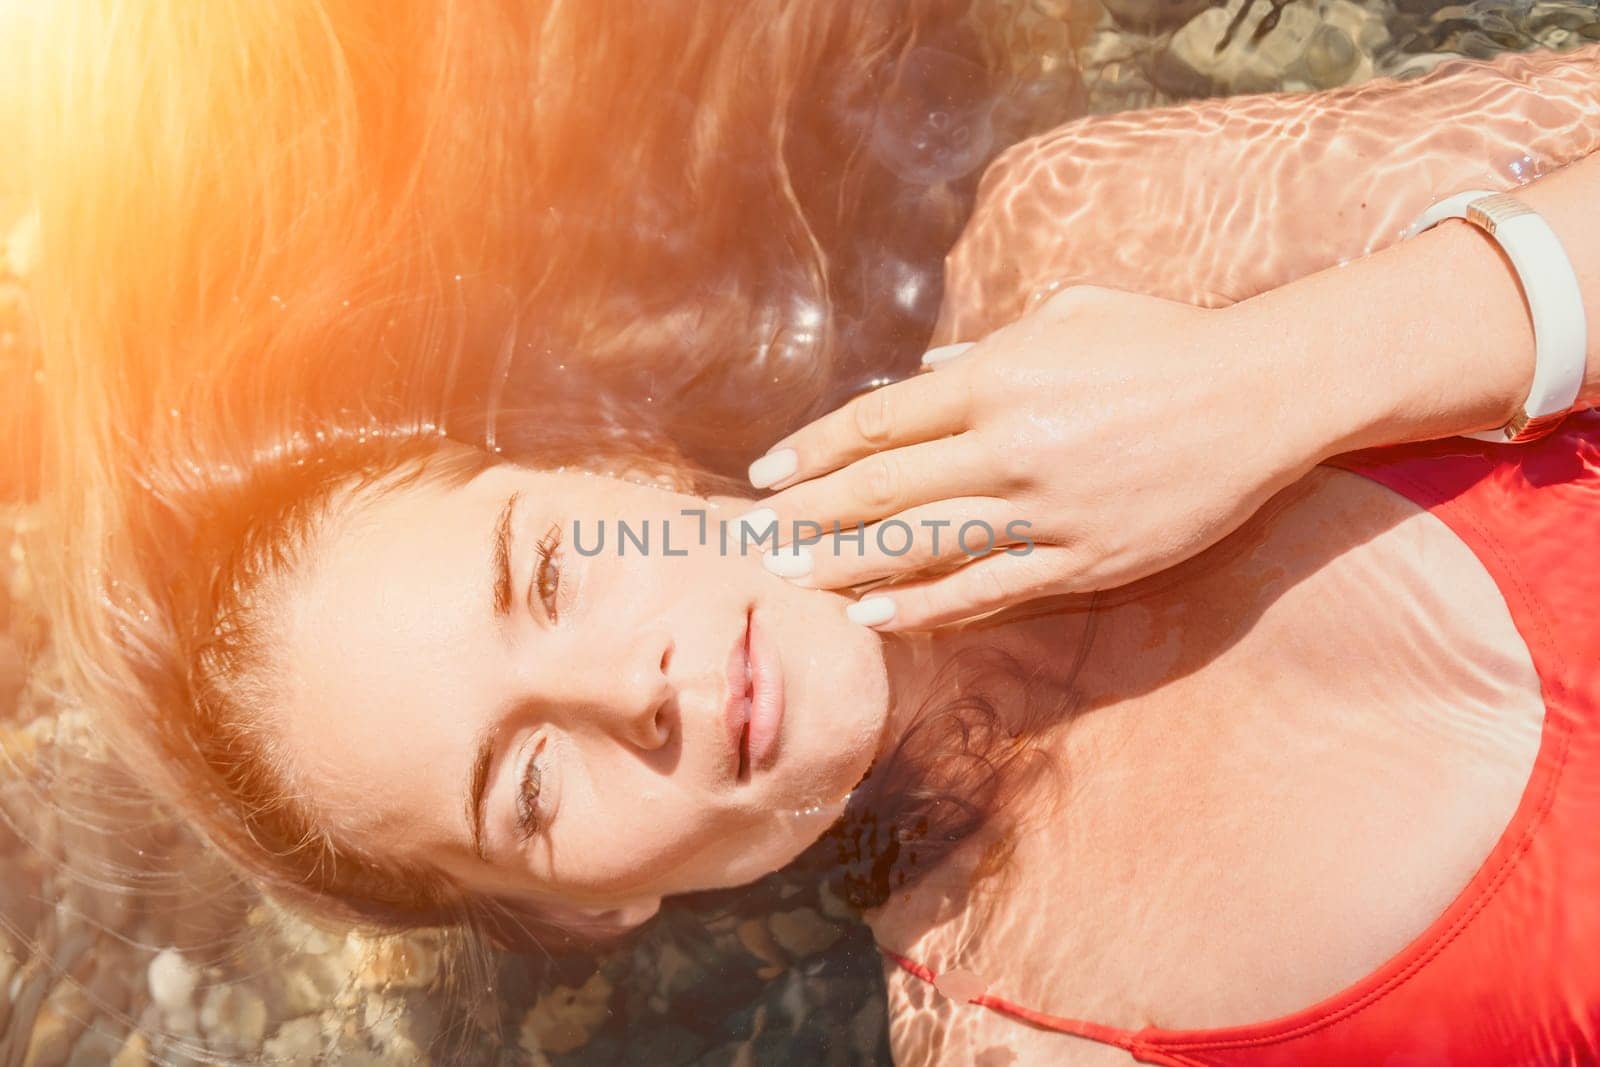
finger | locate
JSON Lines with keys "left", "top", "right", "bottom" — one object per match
{"left": 843, "top": 546, "right": 1074, "bottom": 631}
{"left": 751, "top": 432, "right": 1017, "bottom": 547}
{"left": 748, "top": 368, "right": 974, "bottom": 491}
{"left": 773, "top": 497, "right": 1020, "bottom": 591}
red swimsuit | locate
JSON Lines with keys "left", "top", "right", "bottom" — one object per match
{"left": 883, "top": 410, "right": 1600, "bottom": 1065}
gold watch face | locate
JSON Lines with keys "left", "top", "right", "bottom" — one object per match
{"left": 1505, "top": 410, "right": 1570, "bottom": 443}
{"left": 1467, "top": 193, "right": 1535, "bottom": 236}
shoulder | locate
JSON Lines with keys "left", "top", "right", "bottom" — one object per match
{"left": 868, "top": 843, "right": 1142, "bottom": 1066}
{"left": 880, "top": 954, "right": 1139, "bottom": 1067}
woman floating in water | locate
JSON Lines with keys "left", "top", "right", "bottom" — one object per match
{"left": 17, "top": 1, "right": 1600, "bottom": 1062}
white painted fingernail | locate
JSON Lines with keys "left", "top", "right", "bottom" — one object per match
{"left": 748, "top": 448, "right": 798, "bottom": 489}
{"left": 735, "top": 507, "right": 777, "bottom": 544}
{"left": 921, "top": 342, "right": 975, "bottom": 366}
{"left": 762, "top": 544, "right": 812, "bottom": 579}
{"left": 845, "top": 595, "right": 896, "bottom": 627}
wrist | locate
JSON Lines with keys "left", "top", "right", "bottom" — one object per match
{"left": 1214, "top": 299, "right": 1342, "bottom": 486}
{"left": 1367, "top": 218, "right": 1539, "bottom": 445}
{"left": 1238, "top": 216, "right": 1538, "bottom": 461}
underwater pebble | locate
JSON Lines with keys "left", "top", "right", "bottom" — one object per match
{"left": 24, "top": 1002, "right": 77, "bottom": 1065}
{"left": 359, "top": 937, "right": 441, "bottom": 991}
{"left": 166, "top": 1006, "right": 200, "bottom": 1037}
{"left": 815, "top": 882, "right": 856, "bottom": 923}
{"left": 1305, "top": 24, "right": 1361, "bottom": 87}
{"left": 359, "top": 991, "right": 397, "bottom": 1033}
{"left": 66, "top": 1021, "right": 128, "bottom": 1067}
{"left": 262, "top": 1016, "right": 325, "bottom": 1066}
{"left": 145, "top": 948, "right": 199, "bottom": 1013}
{"left": 1162, "top": 0, "right": 1389, "bottom": 94}
{"left": 359, "top": 993, "right": 447, "bottom": 1063}
{"left": 519, "top": 970, "right": 612, "bottom": 1056}
{"left": 652, "top": 943, "right": 698, "bottom": 1001}
{"left": 1165, "top": 0, "right": 1321, "bottom": 93}
{"left": 851, "top": 996, "right": 889, "bottom": 1058}
{"left": 148, "top": 1038, "right": 210, "bottom": 1067}
{"left": 275, "top": 911, "right": 341, "bottom": 956}
{"left": 1381, "top": 49, "right": 1459, "bottom": 79}
{"left": 280, "top": 954, "right": 348, "bottom": 1016}
{"left": 370, "top": 987, "right": 445, "bottom": 1053}
{"left": 316, "top": 1041, "right": 390, "bottom": 1067}
{"left": 110, "top": 1030, "right": 151, "bottom": 1067}
{"left": 768, "top": 908, "right": 844, "bottom": 959}
{"left": 638, "top": 1023, "right": 707, "bottom": 1064}
{"left": 1101, "top": 0, "right": 1208, "bottom": 31}
{"left": 736, "top": 919, "right": 785, "bottom": 967}
{"left": 379, "top": 1032, "right": 427, "bottom": 1063}
{"left": 198, "top": 984, "right": 269, "bottom": 1051}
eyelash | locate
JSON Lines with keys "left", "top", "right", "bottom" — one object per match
{"left": 517, "top": 738, "right": 547, "bottom": 839}
{"left": 531, "top": 522, "right": 563, "bottom": 622}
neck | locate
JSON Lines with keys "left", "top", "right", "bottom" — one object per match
{"left": 814, "top": 600, "right": 1098, "bottom": 909}
{"left": 874, "top": 597, "right": 1100, "bottom": 756}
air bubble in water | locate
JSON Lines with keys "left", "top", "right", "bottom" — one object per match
{"left": 870, "top": 48, "right": 996, "bottom": 186}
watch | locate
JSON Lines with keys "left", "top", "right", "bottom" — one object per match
{"left": 1405, "top": 189, "right": 1587, "bottom": 444}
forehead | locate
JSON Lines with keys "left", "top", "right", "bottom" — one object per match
{"left": 269, "top": 467, "right": 506, "bottom": 851}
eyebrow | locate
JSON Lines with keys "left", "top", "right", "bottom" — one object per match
{"left": 467, "top": 725, "right": 497, "bottom": 863}
{"left": 492, "top": 490, "right": 520, "bottom": 617}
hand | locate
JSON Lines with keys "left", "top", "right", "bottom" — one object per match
{"left": 743, "top": 286, "right": 1327, "bottom": 629}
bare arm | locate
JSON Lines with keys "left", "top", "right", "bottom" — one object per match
{"left": 937, "top": 44, "right": 1600, "bottom": 451}
{"left": 1247, "top": 145, "right": 1600, "bottom": 454}
{"left": 937, "top": 44, "right": 1600, "bottom": 340}
{"left": 749, "top": 46, "right": 1600, "bottom": 625}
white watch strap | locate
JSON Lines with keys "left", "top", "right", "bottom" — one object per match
{"left": 1405, "top": 189, "right": 1587, "bottom": 444}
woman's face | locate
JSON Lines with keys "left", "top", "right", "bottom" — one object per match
{"left": 272, "top": 458, "right": 892, "bottom": 927}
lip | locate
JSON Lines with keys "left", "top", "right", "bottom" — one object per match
{"left": 723, "top": 605, "right": 785, "bottom": 781}
{"left": 744, "top": 607, "right": 785, "bottom": 772}
{"left": 723, "top": 610, "right": 754, "bottom": 778}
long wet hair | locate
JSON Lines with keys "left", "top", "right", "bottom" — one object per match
{"left": 16, "top": 0, "right": 1080, "bottom": 948}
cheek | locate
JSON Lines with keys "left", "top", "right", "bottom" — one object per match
{"left": 551, "top": 788, "right": 720, "bottom": 895}
{"left": 557, "top": 742, "right": 747, "bottom": 885}
{"left": 777, "top": 606, "right": 889, "bottom": 791}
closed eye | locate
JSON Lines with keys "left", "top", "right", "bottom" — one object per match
{"left": 530, "top": 521, "right": 563, "bottom": 622}
{"left": 517, "top": 737, "right": 547, "bottom": 840}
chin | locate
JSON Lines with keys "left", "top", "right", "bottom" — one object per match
{"left": 781, "top": 686, "right": 885, "bottom": 799}
{"left": 774, "top": 715, "right": 882, "bottom": 829}
{"left": 688, "top": 738, "right": 882, "bottom": 897}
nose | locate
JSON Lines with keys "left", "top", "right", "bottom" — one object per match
{"left": 510, "top": 626, "right": 676, "bottom": 750}
{"left": 597, "top": 628, "right": 675, "bottom": 751}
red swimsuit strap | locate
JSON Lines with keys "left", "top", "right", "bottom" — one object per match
{"left": 877, "top": 946, "right": 1146, "bottom": 1050}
